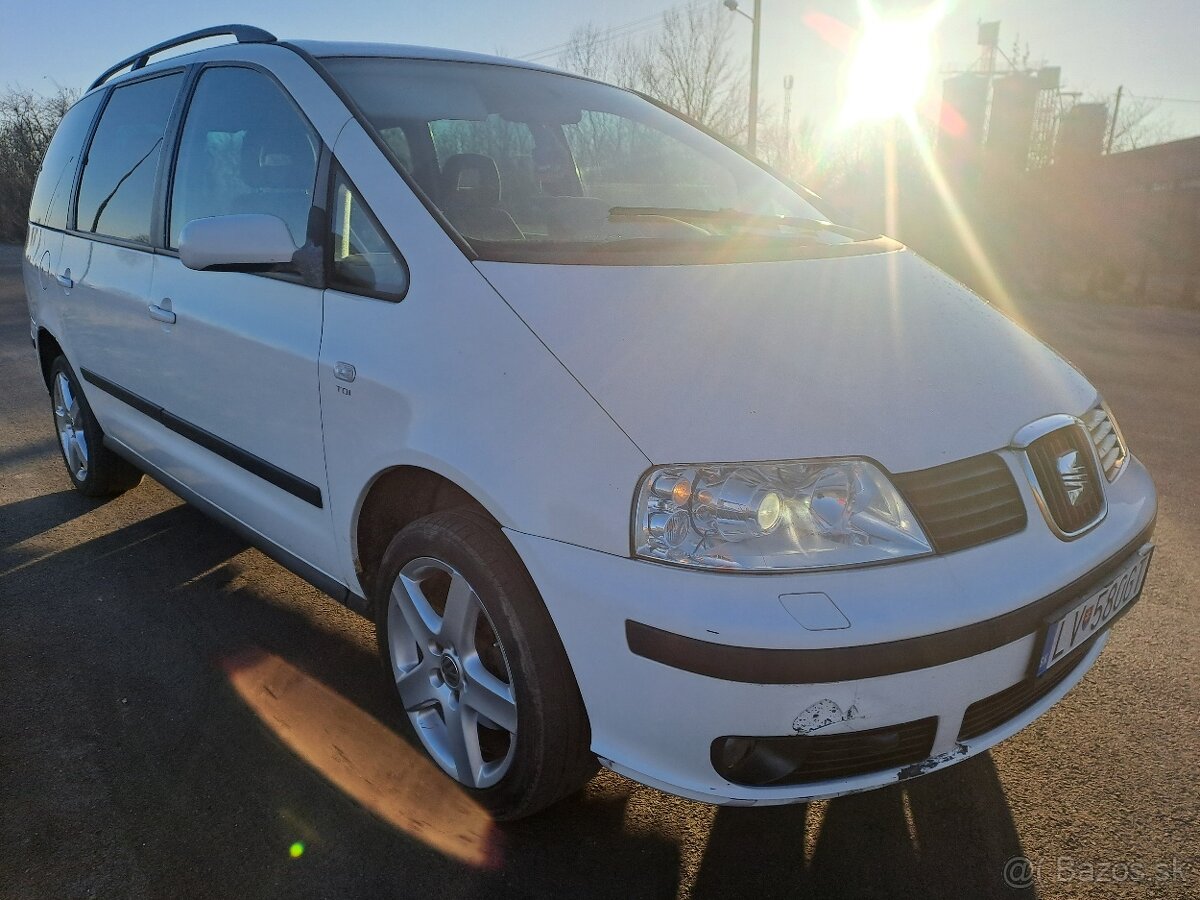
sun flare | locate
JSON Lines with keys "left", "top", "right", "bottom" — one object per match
{"left": 841, "top": 2, "right": 944, "bottom": 126}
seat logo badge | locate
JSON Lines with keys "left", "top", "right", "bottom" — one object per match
{"left": 1057, "top": 450, "right": 1088, "bottom": 505}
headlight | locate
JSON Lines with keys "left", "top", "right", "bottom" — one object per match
{"left": 633, "top": 459, "right": 932, "bottom": 571}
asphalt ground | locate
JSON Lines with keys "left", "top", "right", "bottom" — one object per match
{"left": 1, "top": 242, "right": 1197, "bottom": 899}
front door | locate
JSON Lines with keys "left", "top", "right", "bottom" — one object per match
{"left": 147, "top": 64, "right": 336, "bottom": 576}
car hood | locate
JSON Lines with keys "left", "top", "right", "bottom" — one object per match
{"left": 475, "top": 249, "right": 1097, "bottom": 473}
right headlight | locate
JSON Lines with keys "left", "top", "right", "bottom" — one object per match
{"left": 633, "top": 458, "right": 932, "bottom": 572}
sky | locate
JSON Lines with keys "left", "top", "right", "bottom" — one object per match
{"left": 2, "top": 0, "right": 1198, "bottom": 141}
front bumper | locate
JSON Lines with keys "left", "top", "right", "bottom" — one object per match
{"left": 506, "top": 454, "right": 1156, "bottom": 805}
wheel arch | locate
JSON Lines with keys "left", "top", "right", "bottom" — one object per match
{"left": 353, "top": 464, "right": 500, "bottom": 600}
{"left": 36, "top": 327, "right": 64, "bottom": 390}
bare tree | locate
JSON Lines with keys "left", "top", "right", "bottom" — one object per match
{"left": 0, "top": 85, "right": 78, "bottom": 241}
{"left": 758, "top": 115, "right": 818, "bottom": 182}
{"left": 634, "top": 4, "right": 747, "bottom": 137}
{"left": 556, "top": 5, "right": 747, "bottom": 140}
{"left": 557, "top": 24, "right": 624, "bottom": 83}
{"left": 1106, "top": 95, "right": 1175, "bottom": 153}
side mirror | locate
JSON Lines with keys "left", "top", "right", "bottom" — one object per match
{"left": 179, "top": 214, "right": 299, "bottom": 272}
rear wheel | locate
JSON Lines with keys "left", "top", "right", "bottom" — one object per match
{"left": 373, "top": 509, "right": 595, "bottom": 820}
{"left": 48, "top": 357, "right": 142, "bottom": 497}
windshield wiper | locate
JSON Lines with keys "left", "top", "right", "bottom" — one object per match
{"left": 608, "top": 206, "right": 835, "bottom": 231}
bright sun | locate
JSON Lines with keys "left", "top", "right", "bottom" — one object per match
{"left": 841, "top": 3, "right": 943, "bottom": 126}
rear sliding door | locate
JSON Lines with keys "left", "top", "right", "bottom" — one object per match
{"left": 59, "top": 72, "right": 184, "bottom": 438}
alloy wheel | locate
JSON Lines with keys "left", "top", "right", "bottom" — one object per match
{"left": 53, "top": 371, "right": 88, "bottom": 481}
{"left": 388, "top": 556, "right": 518, "bottom": 788}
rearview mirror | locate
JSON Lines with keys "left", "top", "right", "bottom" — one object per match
{"left": 179, "top": 214, "right": 299, "bottom": 272}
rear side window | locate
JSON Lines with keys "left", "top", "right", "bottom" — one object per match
{"left": 329, "top": 168, "right": 408, "bottom": 300}
{"left": 29, "top": 91, "right": 104, "bottom": 229}
{"left": 169, "top": 67, "right": 320, "bottom": 249}
{"left": 75, "top": 73, "right": 182, "bottom": 243}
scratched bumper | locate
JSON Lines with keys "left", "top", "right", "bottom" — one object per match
{"left": 599, "top": 634, "right": 1107, "bottom": 806}
{"left": 504, "top": 457, "right": 1155, "bottom": 805}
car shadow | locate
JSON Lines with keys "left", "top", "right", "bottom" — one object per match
{"left": 687, "top": 755, "right": 1035, "bottom": 899}
{"left": 0, "top": 488, "right": 100, "bottom": 558}
{"left": 0, "top": 482, "right": 1033, "bottom": 900}
{"left": 0, "top": 433, "right": 58, "bottom": 473}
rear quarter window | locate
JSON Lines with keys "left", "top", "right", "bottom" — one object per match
{"left": 75, "top": 73, "right": 183, "bottom": 244}
{"left": 28, "top": 91, "right": 104, "bottom": 230}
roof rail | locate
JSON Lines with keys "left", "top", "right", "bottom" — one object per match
{"left": 88, "top": 24, "right": 277, "bottom": 91}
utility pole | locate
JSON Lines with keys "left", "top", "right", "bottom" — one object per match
{"left": 724, "top": 0, "right": 762, "bottom": 155}
{"left": 1106, "top": 85, "right": 1123, "bottom": 154}
{"left": 749, "top": 0, "right": 761, "bottom": 155}
{"left": 782, "top": 74, "right": 794, "bottom": 168}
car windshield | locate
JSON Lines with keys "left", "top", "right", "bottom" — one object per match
{"left": 322, "top": 57, "right": 867, "bottom": 264}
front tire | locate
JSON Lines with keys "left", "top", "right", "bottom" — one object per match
{"left": 48, "top": 356, "right": 142, "bottom": 498}
{"left": 372, "top": 509, "right": 595, "bottom": 820}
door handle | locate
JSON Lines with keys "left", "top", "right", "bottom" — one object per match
{"left": 56, "top": 271, "right": 73, "bottom": 289}
{"left": 148, "top": 303, "right": 176, "bottom": 325}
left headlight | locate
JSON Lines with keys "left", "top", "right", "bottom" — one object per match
{"left": 633, "top": 459, "right": 932, "bottom": 572}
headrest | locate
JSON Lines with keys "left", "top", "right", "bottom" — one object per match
{"left": 441, "top": 153, "right": 501, "bottom": 206}
{"left": 240, "top": 127, "right": 313, "bottom": 190}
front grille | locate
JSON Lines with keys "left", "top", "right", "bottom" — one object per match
{"left": 958, "top": 640, "right": 1093, "bottom": 741}
{"left": 893, "top": 453, "right": 1027, "bottom": 553}
{"left": 1082, "top": 404, "right": 1128, "bottom": 481}
{"left": 1026, "top": 426, "right": 1104, "bottom": 535}
{"left": 712, "top": 717, "right": 938, "bottom": 787}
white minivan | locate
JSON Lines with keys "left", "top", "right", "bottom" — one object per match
{"left": 24, "top": 26, "right": 1156, "bottom": 820}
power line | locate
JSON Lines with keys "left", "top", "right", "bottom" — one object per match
{"left": 517, "top": 0, "right": 703, "bottom": 63}
{"left": 519, "top": 8, "right": 677, "bottom": 62}
{"left": 521, "top": 17, "right": 660, "bottom": 63}
{"left": 1125, "top": 93, "right": 1200, "bottom": 106}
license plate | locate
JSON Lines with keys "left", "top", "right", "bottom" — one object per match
{"left": 1035, "top": 544, "right": 1154, "bottom": 676}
